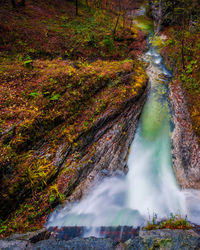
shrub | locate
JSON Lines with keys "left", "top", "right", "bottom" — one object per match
{"left": 103, "top": 36, "right": 114, "bottom": 50}
{"left": 144, "top": 213, "right": 192, "bottom": 230}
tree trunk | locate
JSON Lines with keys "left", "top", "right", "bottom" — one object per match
{"left": 11, "top": 0, "right": 16, "bottom": 8}
{"left": 85, "top": 0, "right": 88, "bottom": 8}
{"left": 113, "top": 13, "right": 120, "bottom": 36}
{"left": 113, "top": 0, "right": 121, "bottom": 36}
{"left": 181, "top": 38, "right": 185, "bottom": 70}
{"left": 76, "top": 0, "right": 78, "bottom": 15}
{"left": 181, "top": 6, "right": 186, "bottom": 71}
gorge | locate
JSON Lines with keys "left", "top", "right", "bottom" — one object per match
{"left": 0, "top": 0, "right": 200, "bottom": 249}
{"left": 47, "top": 19, "right": 200, "bottom": 233}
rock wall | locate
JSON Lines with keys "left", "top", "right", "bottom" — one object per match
{"left": 169, "top": 80, "right": 200, "bottom": 189}
{"left": 159, "top": 33, "right": 200, "bottom": 189}
{"left": 61, "top": 82, "right": 149, "bottom": 204}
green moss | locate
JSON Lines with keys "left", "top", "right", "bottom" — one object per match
{"left": 149, "top": 238, "right": 172, "bottom": 249}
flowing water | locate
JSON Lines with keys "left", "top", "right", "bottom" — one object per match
{"left": 126, "top": 45, "right": 186, "bottom": 217}
{"left": 47, "top": 12, "right": 200, "bottom": 234}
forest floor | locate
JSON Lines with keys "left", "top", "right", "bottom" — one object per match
{"left": 0, "top": 0, "right": 148, "bottom": 236}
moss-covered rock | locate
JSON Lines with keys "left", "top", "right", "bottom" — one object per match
{"left": 125, "top": 229, "right": 200, "bottom": 249}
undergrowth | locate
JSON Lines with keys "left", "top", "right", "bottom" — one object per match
{"left": 144, "top": 213, "right": 193, "bottom": 230}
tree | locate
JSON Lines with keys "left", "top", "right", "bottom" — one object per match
{"left": 149, "top": 0, "right": 199, "bottom": 69}
{"left": 76, "top": 0, "right": 78, "bottom": 15}
{"left": 173, "top": 0, "right": 193, "bottom": 70}
{"left": 113, "top": 0, "right": 121, "bottom": 36}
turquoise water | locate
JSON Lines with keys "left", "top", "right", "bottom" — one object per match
{"left": 127, "top": 45, "right": 186, "bottom": 218}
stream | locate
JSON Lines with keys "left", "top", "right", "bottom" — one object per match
{"left": 47, "top": 11, "right": 200, "bottom": 235}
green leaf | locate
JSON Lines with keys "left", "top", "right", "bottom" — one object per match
{"left": 49, "top": 194, "right": 55, "bottom": 203}
{"left": 23, "top": 59, "right": 33, "bottom": 68}
{"left": 50, "top": 94, "right": 61, "bottom": 101}
{"left": 29, "top": 91, "right": 40, "bottom": 98}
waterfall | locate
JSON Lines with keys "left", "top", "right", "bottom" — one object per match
{"left": 47, "top": 13, "right": 200, "bottom": 234}
{"left": 127, "top": 46, "right": 186, "bottom": 218}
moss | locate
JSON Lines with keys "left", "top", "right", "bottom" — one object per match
{"left": 149, "top": 238, "right": 172, "bottom": 249}
{"left": 0, "top": 57, "right": 147, "bottom": 236}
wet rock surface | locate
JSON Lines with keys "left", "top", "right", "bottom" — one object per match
{"left": 1, "top": 228, "right": 200, "bottom": 250}
{"left": 32, "top": 237, "right": 115, "bottom": 250}
{"left": 48, "top": 226, "right": 139, "bottom": 243}
{"left": 169, "top": 81, "right": 200, "bottom": 189}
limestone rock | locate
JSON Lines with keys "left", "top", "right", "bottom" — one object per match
{"left": 170, "top": 81, "right": 200, "bottom": 189}
{"left": 0, "top": 239, "right": 31, "bottom": 250}
{"left": 32, "top": 237, "right": 114, "bottom": 250}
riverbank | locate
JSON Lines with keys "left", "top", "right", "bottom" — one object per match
{"left": 160, "top": 29, "right": 200, "bottom": 190}
{"left": 148, "top": 0, "right": 200, "bottom": 189}
{"left": 0, "top": 0, "right": 148, "bottom": 236}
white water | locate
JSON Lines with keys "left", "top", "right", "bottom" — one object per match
{"left": 47, "top": 33, "right": 200, "bottom": 233}
{"left": 48, "top": 177, "right": 145, "bottom": 228}
{"left": 127, "top": 47, "right": 186, "bottom": 218}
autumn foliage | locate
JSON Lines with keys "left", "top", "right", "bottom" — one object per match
{"left": 0, "top": 0, "right": 147, "bottom": 236}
